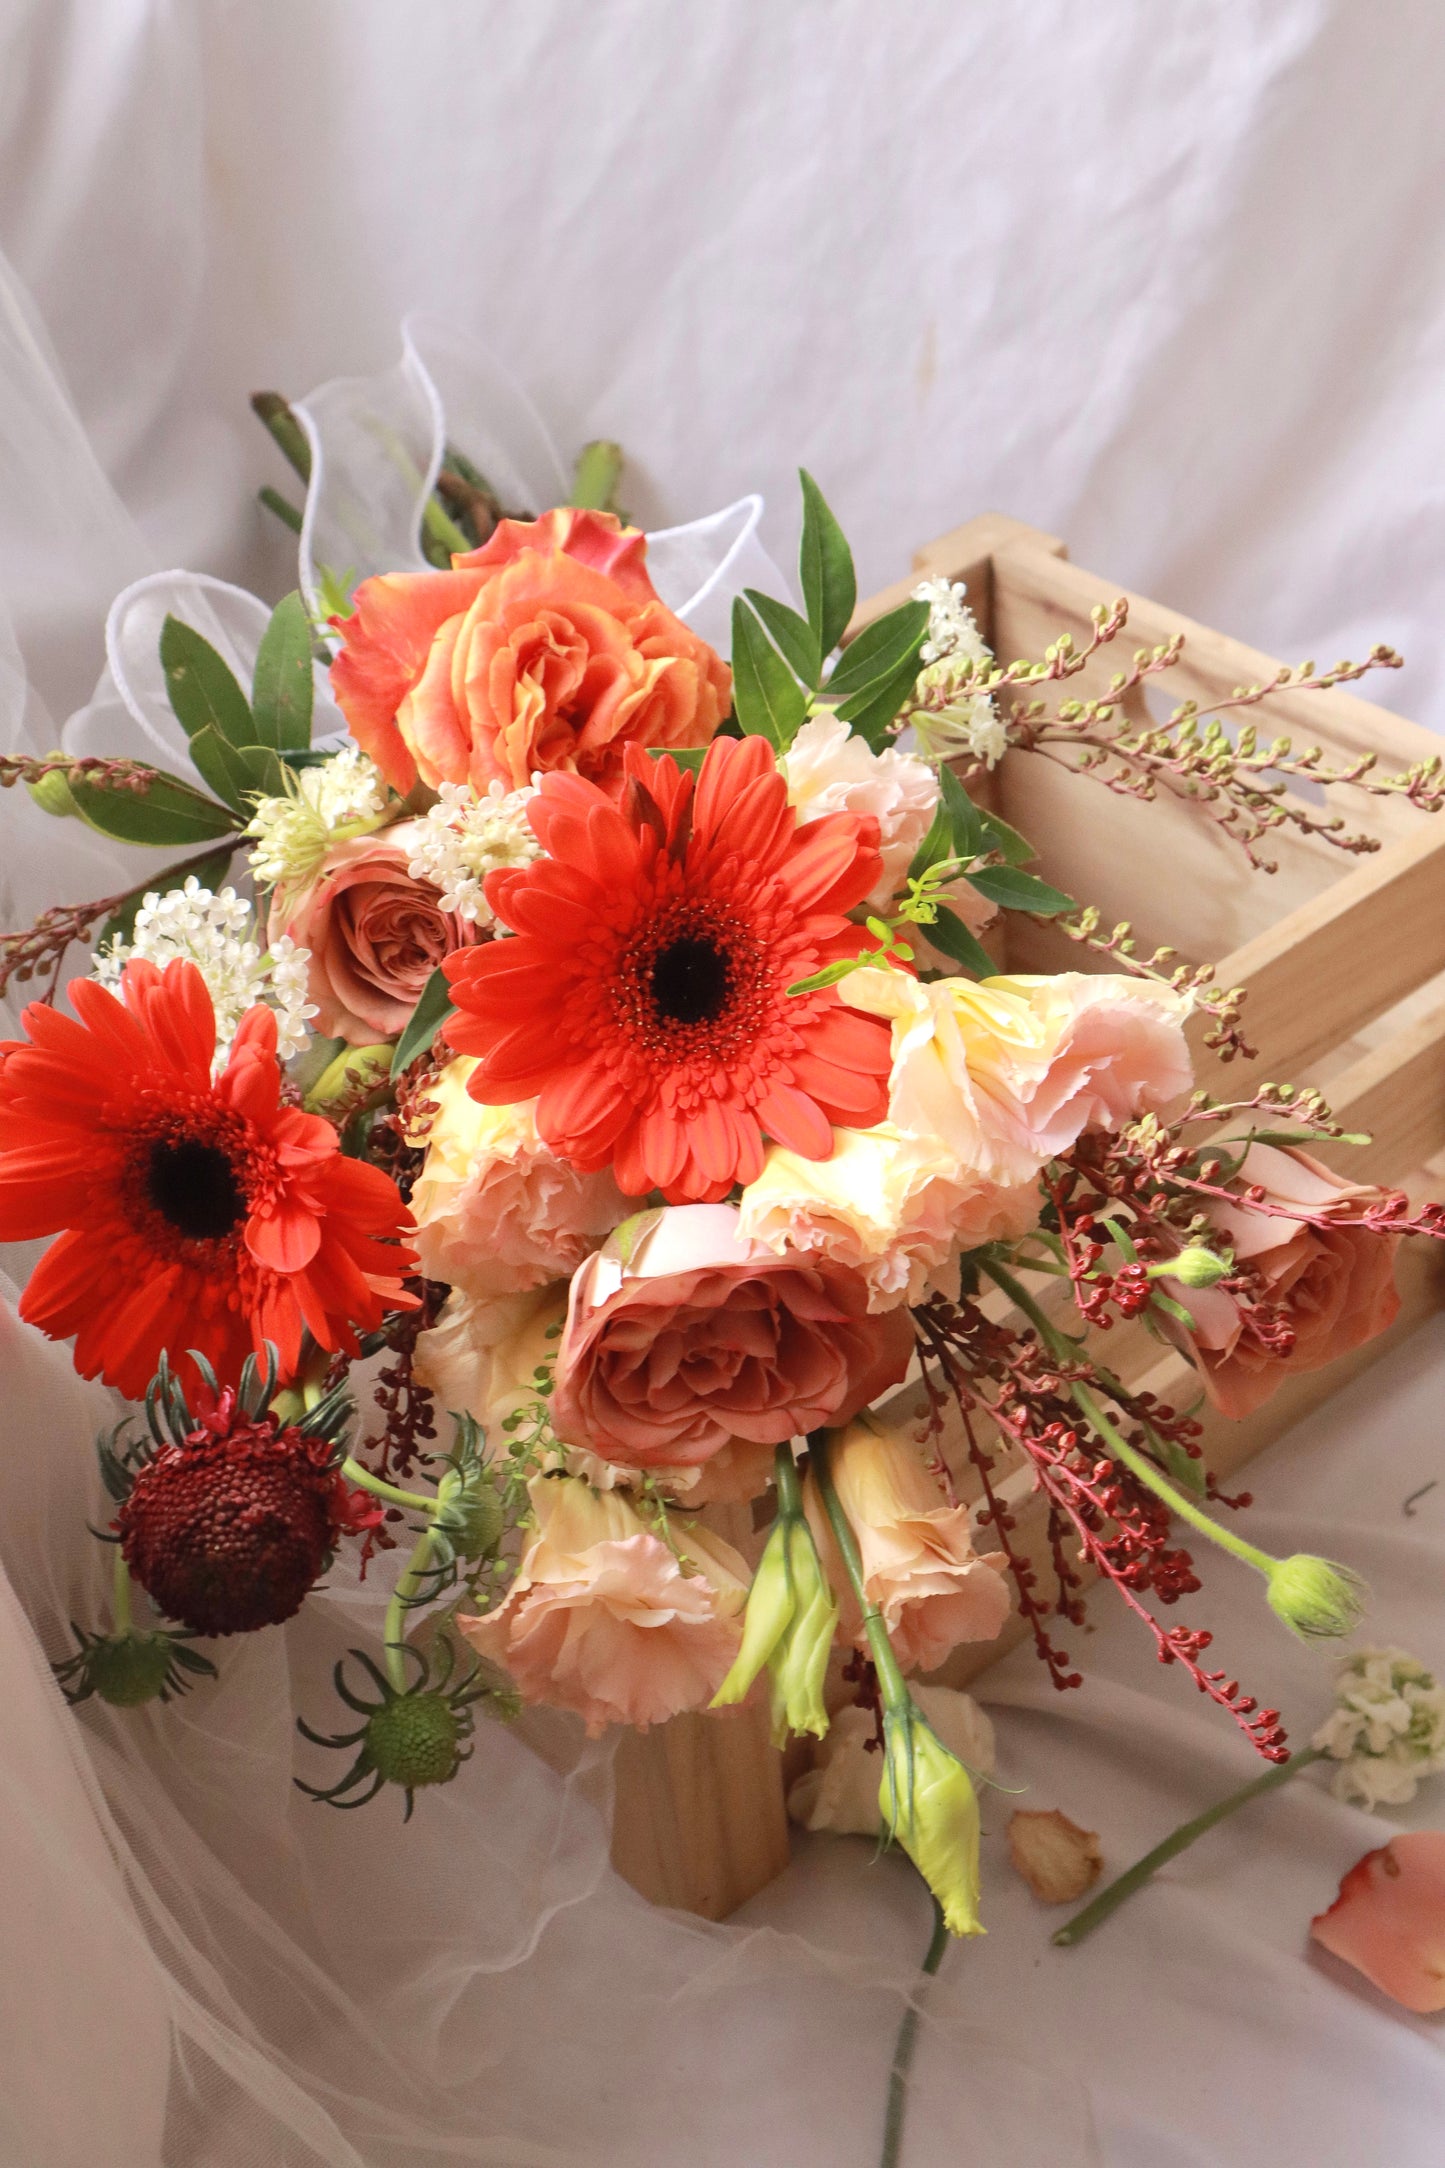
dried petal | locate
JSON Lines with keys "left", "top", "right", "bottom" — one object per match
{"left": 1310, "top": 1831, "right": 1445, "bottom": 2012}
{"left": 1007, "top": 1808, "right": 1104, "bottom": 1904}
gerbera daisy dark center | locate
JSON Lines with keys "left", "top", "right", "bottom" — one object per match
{"left": 649, "top": 934, "right": 732, "bottom": 1026}
{"left": 146, "top": 1137, "right": 246, "bottom": 1241}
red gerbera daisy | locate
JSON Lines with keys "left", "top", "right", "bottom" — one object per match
{"left": 443, "top": 735, "right": 894, "bottom": 1203}
{"left": 0, "top": 958, "right": 416, "bottom": 1399}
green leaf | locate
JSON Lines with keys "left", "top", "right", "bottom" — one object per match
{"left": 825, "top": 599, "right": 929, "bottom": 703}
{"left": 391, "top": 966, "right": 457, "bottom": 1079}
{"left": 967, "top": 865, "right": 1076, "bottom": 917}
{"left": 185, "top": 729, "right": 287, "bottom": 816}
{"left": 647, "top": 745, "right": 709, "bottom": 774}
{"left": 834, "top": 651, "right": 925, "bottom": 751}
{"left": 925, "top": 905, "right": 997, "bottom": 979}
{"left": 907, "top": 801, "right": 953, "bottom": 883}
{"left": 251, "top": 592, "right": 315, "bottom": 751}
{"left": 68, "top": 768, "right": 239, "bottom": 847}
{"left": 798, "top": 470, "right": 856, "bottom": 658}
{"left": 98, "top": 846, "right": 236, "bottom": 949}
{"left": 159, "top": 616, "right": 255, "bottom": 750}
{"left": 939, "top": 766, "right": 984, "bottom": 862}
{"left": 743, "top": 589, "right": 821, "bottom": 688}
{"left": 730, "top": 597, "right": 809, "bottom": 750}
{"left": 569, "top": 439, "right": 624, "bottom": 512}
{"left": 977, "top": 808, "right": 1036, "bottom": 867}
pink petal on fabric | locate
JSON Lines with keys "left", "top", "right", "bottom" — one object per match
{"left": 1311, "top": 1832, "right": 1445, "bottom": 2012}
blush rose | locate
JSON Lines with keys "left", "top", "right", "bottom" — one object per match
{"left": 271, "top": 819, "right": 473, "bottom": 1044}
{"left": 1163, "top": 1142, "right": 1402, "bottom": 1420}
{"left": 551, "top": 1204, "right": 915, "bottom": 1471}
{"left": 329, "top": 507, "right": 732, "bottom": 796}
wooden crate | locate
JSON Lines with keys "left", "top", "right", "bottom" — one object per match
{"left": 611, "top": 516, "right": 1445, "bottom": 1917}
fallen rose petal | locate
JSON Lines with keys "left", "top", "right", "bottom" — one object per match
{"left": 1310, "top": 1830, "right": 1445, "bottom": 2012}
{"left": 1007, "top": 1808, "right": 1104, "bottom": 1904}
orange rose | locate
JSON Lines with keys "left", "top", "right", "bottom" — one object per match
{"left": 329, "top": 508, "right": 732, "bottom": 795}
{"left": 1163, "top": 1142, "right": 1401, "bottom": 1420}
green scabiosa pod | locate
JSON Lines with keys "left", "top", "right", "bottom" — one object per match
{"left": 1266, "top": 1554, "right": 1369, "bottom": 1642}
{"left": 880, "top": 1703, "right": 984, "bottom": 1939}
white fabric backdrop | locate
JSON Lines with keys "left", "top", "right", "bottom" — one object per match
{"left": 3, "top": 4, "right": 1445, "bottom": 2163}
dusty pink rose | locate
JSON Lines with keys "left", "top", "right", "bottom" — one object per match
{"left": 804, "top": 1419, "right": 1011, "bottom": 1673}
{"left": 271, "top": 819, "right": 474, "bottom": 1044}
{"left": 1310, "top": 1832, "right": 1445, "bottom": 2011}
{"left": 458, "top": 1475, "right": 748, "bottom": 1734}
{"left": 1165, "top": 1143, "right": 1401, "bottom": 1421}
{"left": 551, "top": 1204, "right": 915, "bottom": 1471}
{"left": 408, "top": 1058, "right": 626, "bottom": 1297}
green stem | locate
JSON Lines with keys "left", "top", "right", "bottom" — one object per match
{"left": 250, "top": 392, "right": 312, "bottom": 483}
{"left": 982, "top": 1258, "right": 1276, "bottom": 1578}
{"left": 113, "top": 1548, "right": 133, "bottom": 1637}
{"left": 258, "top": 484, "right": 303, "bottom": 535}
{"left": 1053, "top": 1747, "right": 1326, "bottom": 1947}
{"left": 809, "top": 1429, "right": 911, "bottom": 1713}
{"left": 339, "top": 1456, "right": 437, "bottom": 1520}
{"left": 384, "top": 1522, "right": 437, "bottom": 1694}
{"left": 774, "top": 1441, "right": 804, "bottom": 1521}
{"left": 881, "top": 1900, "right": 948, "bottom": 2168}
{"left": 421, "top": 495, "right": 471, "bottom": 562}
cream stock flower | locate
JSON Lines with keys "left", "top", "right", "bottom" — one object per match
{"left": 778, "top": 709, "right": 939, "bottom": 908}
{"left": 458, "top": 1475, "right": 748, "bottom": 1735}
{"left": 409, "top": 1057, "right": 627, "bottom": 1298}
{"left": 804, "top": 1419, "right": 1011, "bottom": 1674}
{"left": 844, "top": 967, "right": 1191, "bottom": 1187}
{"left": 737, "top": 1122, "right": 1039, "bottom": 1312}
{"left": 1312, "top": 1646, "right": 1445, "bottom": 1808}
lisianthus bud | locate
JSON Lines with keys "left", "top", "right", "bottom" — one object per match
{"left": 712, "top": 1508, "right": 838, "bottom": 1743}
{"left": 1156, "top": 1246, "right": 1230, "bottom": 1288}
{"left": 1266, "top": 1552, "right": 1368, "bottom": 1641}
{"left": 26, "top": 761, "right": 79, "bottom": 818}
{"left": 303, "top": 1043, "right": 394, "bottom": 1117}
{"left": 880, "top": 1702, "right": 984, "bottom": 1937}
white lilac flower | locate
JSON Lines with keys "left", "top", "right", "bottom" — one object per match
{"left": 405, "top": 780, "right": 541, "bottom": 928}
{"left": 907, "top": 576, "right": 1008, "bottom": 768}
{"left": 1312, "top": 1645, "right": 1445, "bottom": 1808}
{"left": 244, "top": 746, "right": 390, "bottom": 901}
{"left": 95, "top": 878, "right": 317, "bottom": 1065}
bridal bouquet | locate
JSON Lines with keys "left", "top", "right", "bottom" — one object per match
{"left": 4, "top": 361, "right": 1444, "bottom": 1946}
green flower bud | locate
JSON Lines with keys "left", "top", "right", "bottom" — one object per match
{"left": 1266, "top": 1553, "right": 1368, "bottom": 1642}
{"left": 1156, "top": 1246, "right": 1231, "bottom": 1288}
{"left": 880, "top": 1703, "right": 984, "bottom": 1938}
{"left": 26, "top": 761, "right": 79, "bottom": 819}
{"left": 84, "top": 1630, "right": 179, "bottom": 1707}
{"left": 440, "top": 1475, "right": 505, "bottom": 1562}
{"left": 364, "top": 1689, "right": 464, "bottom": 1790}
{"left": 712, "top": 1512, "right": 838, "bottom": 1743}
{"left": 302, "top": 1044, "right": 394, "bottom": 1117}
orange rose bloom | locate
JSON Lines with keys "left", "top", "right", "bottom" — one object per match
{"left": 329, "top": 508, "right": 732, "bottom": 795}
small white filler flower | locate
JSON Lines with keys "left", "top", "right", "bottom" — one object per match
{"left": 1312, "top": 1645, "right": 1445, "bottom": 1808}
{"left": 405, "top": 780, "right": 541, "bottom": 928}
{"left": 906, "top": 576, "right": 1008, "bottom": 768}
{"left": 244, "top": 746, "right": 390, "bottom": 902}
{"left": 95, "top": 878, "right": 317, "bottom": 1064}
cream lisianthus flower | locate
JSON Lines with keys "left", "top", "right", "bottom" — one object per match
{"left": 737, "top": 1122, "right": 1038, "bottom": 1312}
{"left": 458, "top": 1475, "right": 749, "bottom": 1735}
{"left": 804, "top": 1418, "right": 1011, "bottom": 1674}
{"left": 409, "top": 1057, "right": 628, "bottom": 1298}
{"left": 844, "top": 967, "right": 1192, "bottom": 1186}
{"left": 778, "top": 710, "right": 939, "bottom": 908}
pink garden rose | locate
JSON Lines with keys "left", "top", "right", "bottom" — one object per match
{"left": 551, "top": 1204, "right": 915, "bottom": 1471}
{"left": 1164, "top": 1143, "right": 1401, "bottom": 1420}
{"left": 458, "top": 1474, "right": 748, "bottom": 1734}
{"left": 271, "top": 819, "right": 474, "bottom": 1044}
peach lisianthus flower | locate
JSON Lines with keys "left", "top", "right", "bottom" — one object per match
{"left": 552, "top": 1204, "right": 914, "bottom": 1472}
{"left": 329, "top": 508, "right": 732, "bottom": 796}
{"left": 778, "top": 710, "right": 939, "bottom": 909}
{"left": 737, "top": 1123, "right": 1038, "bottom": 1313}
{"left": 1162, "top": 1142, "right": 1401, "bottom": 1420}
{"left": 458, "top": 1475, "right": 749, "bottom": 1735}
{"left": 843, "top": 967, "right": 1191, "bottom": 1186}
{"left": 413, "top": 1283, "right": 565, "bottom": 1440}
{"left": 804, "top": 1419, "right": 1011, "bottom": 1674}
{"left": 409, "top": 1058, "right": 627, "bottom": 1298}
{"left": 270, "top": 820, "right": 474, "bottom": 1044}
